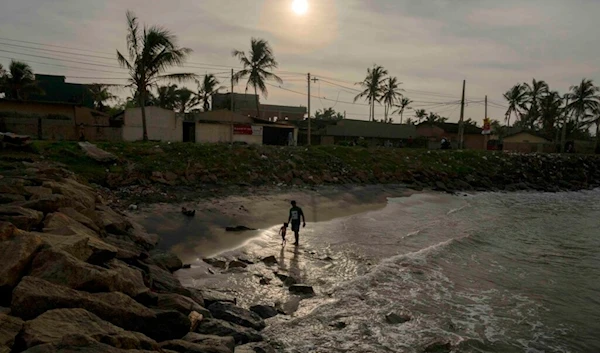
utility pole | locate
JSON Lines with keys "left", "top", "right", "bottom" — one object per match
{"left": 458, "top": 80, "right": 466, "bottom": 149}
{"left": 230, "top": 68, "right": 234, "bottom": 144}
{"left": 307, "top": 73, "right": 311, "bottom": 146}
{"left": 485, "top": 95, "right": 488, "bottom": 121}
{"left": 561, "top": 97, "right": 569, "bottom": 153}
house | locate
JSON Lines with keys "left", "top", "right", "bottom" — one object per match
{"left": 113, "top": 107, "right": 182, "bottom": 142}
{"left": 300, "top": 119, "right": 416, "bottom": 145}
{"left": 502, "top": 130, "right": 552, "bottom": 153}
{"left": 212, "top": 93, "right": 307, "bottom": 122}
{"left": 28, "top": 74, "right": 95, "bottom": 108}
{"left": 187, "top": 110, "right": 297, "bottom": 145}
{"left": 0, "top": 99, "right": 116, "bottom": 141}
{"left": 416, "top": 122, "right": 485, "bottom": 150}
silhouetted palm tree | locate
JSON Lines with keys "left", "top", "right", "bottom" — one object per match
{"left": 523, "top": 79, "right": 549, "bottom": 128}
{"left": 174, "top": 87, "right": 198, "bottom": 113}
{"left": 117, "top": 11, "right": 195, "bottom": 141}
{"left": 232, "top": 38, "right": 283, "bottom": 118}
{"left": 381, "top": 77, "right": 402, "bottom": 123}
{"left": 88, "top": 84, "right": 117, "bottom": 111}
{"left": 198, "top": 74, "right": 224, "bottom": 112}
{"left": 539, "top": 91, "right": 563, "bottom": 140}
{"left": 567, "top": 79, "right": 600, "bottom": 130}
{"left": 1, "top": 60, "right": 43, "bottom": 100}
{"left": 414, "top": 109, "right": 427, "bottom": 123}
{"left": 392, "top": 97, "right": 412, "bottom": 124}
{"left": 153, "top": 85, "right": 179, "bottom": 110}
{"left": 354, "top": 65, "right": 388, "bottom": 121}
{"left": 503, "top": 84, "right": 527, "bottom": 127}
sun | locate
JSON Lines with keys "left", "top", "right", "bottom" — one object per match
{"left": 292, "top": 0, "right": 308, "bottom": 15}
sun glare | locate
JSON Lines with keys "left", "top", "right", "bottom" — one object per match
{"left": 292, "top": 0, "right": 308, "bottom": 15}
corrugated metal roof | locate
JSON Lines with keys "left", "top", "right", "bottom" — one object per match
{"left": 324, "top": 119, "right": 417, "bottom": 139}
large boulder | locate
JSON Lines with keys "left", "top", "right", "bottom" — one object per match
{"left": 195, "top": 319, "right": 263, "bottom": 345}
{"left": 201, "top": 289, "right": 236, "bottom": 307}
{"left": 159, "top": 339, "right": 232, "bottom": 353}
{"left": 103, "top": 234, "right": 149, "bottom": 261}
{"left": 42, "top": 179, "right": 96, "bottom": 212}
{"left": 289, "top": 284, "right": 315, "bottom": 296}
{"left": 0, "top": 313, "right": 23, "bottom": 350}
{"left": 29, "top": 249, "right": 147, "bottom": 298}
{"left": 21, "top": 334, "right": 157, "bottom": 353}
{"left": 127, "top": 222, "right": 159, "bottom": 250}
{"left": 0, "top": 206, "right": 43, "bottom": 231}
{"left": 207, "top": 303, "right": 265, "bottom": 331}
{"left": 0, "top": 222, "right": 16, "bottom": 241}
{"left": 0, "top": 231, "right": 44, "bottom": 304}
{"left": 154, "top": 293, "right": 211, "bottom": 318}
{"left": 145, "top": 310, "right": 190, "bottom": 343}
{"left": 95, "top": 206, "right": 131, "bottom": 236}
{"left": 147, "top": 264, "right": 185, "bottom": 293}
{"left": 0, "top": 194, "right": 25, "bottom": 204}
{"left": 23, "top": 186, "right": 52, "bottom": 200}
{"left": 249, "top": 305, "right": 278, "bottom": 320}
{"left": 105, "top": 259, "right": 149, "bottom": 298}
{"left": 22, "top": 194, "right": 71, "bottom": 214}
{"left": 57, "top": 207, "right": 100, "bottom": 233}
{"left": 14, "top": 309, "right": 158, "bottom": 352}
{"left": 149, "top": 251, "right": 183, "bottom": 273}
{"left": 35, "top": 232, "right": 117, "bottom": 265}
{"left": 182, "top": 332, "right": 235, "bottom": 352}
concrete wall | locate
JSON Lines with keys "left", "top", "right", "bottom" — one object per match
{"left": 123, "top": 107, "right": 182, "bottom": 142}
{"left": 504, "top": 133, "right": 549, "bottom": 144}
{"left": 196, "top": 123, "right": 263, "bottom": 144}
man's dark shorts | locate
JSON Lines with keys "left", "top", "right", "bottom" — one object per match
{"left": 291, "top": 221, "right": 301, "bottom": 232}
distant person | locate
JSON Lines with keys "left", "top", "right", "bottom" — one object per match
{"left": 441, "top": 137, "right": 451, "bottom": 150}
{"left": 287, "top": 201, "right": 306, "bottom": 246}
{"left": 288, "top": 131, "right": 294, "bottom": 146}
{"left": 279, "top": 222, "right": 288, "bottom": 246}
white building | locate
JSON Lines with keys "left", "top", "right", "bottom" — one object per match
{"left": 117, "top": 107, "right": 183, "bottom": 142}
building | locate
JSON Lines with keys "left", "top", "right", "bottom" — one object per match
{"left": 113, "top": 107, "right": 182, "bottom": 142}
{"left": 502, "top": 130, "right": 552, "bottom": 153}
{"left": 28, "top": 74, "right": 95, "bottom": 108}
{"left": 212, "top": 93, "right": 307, "bottom": 122}
{"left": 187, "top": 110, "right": 297, "bottom": 145}
{"left": 416, "top": 122, "right": 485, "bottom": 150}
{"left": 0, "top": 99, "right": 116, "bottom": 141}
{"left": 302, "top": 119, "right": 416, "bottom": 146}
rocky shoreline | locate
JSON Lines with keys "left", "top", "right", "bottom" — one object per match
{"left": 0, "top": 162, "right": 283, "bottom": 353}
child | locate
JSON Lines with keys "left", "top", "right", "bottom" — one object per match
{"left": 279, "top": 223, "right": 288, "bottom": 246}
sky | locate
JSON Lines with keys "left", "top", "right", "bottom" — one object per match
{"left": 1, "top": 0, "right": 599, "bottom": 124}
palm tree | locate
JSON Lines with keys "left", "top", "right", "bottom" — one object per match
{"left": 503, "top": 84, "right": 527, "bottom": 127}
{"left": 405, "top": 118, "right": 415, "bottom": 126}
{"left": 539, "top": 91, "right": 563, "bottom": 141}
{"left": 523, "top": 79, "right": 549, "bottom": 128}
{"left": 414, "top": 109, "right": 427, "bottom": 123}
{"left": 354, "top": 65, "right": 388, "bottom": 121}
{"left": 1, "top": 60, "right": 42, "bottom": 100}
{"left": 198, "top": 74, "right": 224, "bottom": 112}
{"left": 567, "top": 79, "right": 600, "bottom": 131}
{"left": 174, "top": 87, "right": 198, "bottom": 113}
{"left": 117, "top": 11, "right": 195, "bottom": 141}
{"left": 88, "top": 84, "right": 117, "bottom": 111}
{"left": 381, "top": 77, "right": 402, "bottom": 123}
{"left": 392, "top": 97, "right": 413, "bottom": 124}
{"left": 232, "top": 38, "right": 283, "bottom": 118}
{"left": 589, "top": 105, "right": 600, "bottom": 153}
{"left": 154, "top": 84, "right": 179, "bottom": 110}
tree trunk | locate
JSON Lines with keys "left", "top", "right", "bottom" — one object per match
{"left": 400, "top": 110, "right": 404, "bottom": 124}
{"left": 254, "top": 86, "right": 260, "bottom": 118}
{"left": 595, "top": 120, "right": 600, "bottom": 154}
{"left": 139, "top": 89, "right": 148, "bottom": 142}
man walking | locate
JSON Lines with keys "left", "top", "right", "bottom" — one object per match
{"left": 287, "top": 200, "right": 306, "bottom": 246}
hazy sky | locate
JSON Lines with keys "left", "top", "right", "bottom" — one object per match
{"left": 1, "top": 0, "right": 599, "bottom": 123}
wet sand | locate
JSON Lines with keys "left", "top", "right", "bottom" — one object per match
{"left": 128, "top": 184, "right": 412, "bottom": 261}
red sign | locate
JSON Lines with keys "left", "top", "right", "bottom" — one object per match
{"left": 233, "top": 125, "right": 252, "bottom": 135}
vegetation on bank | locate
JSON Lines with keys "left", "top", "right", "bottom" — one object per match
{"left": 2, "top": 142, "right": 600, "bottom": 197}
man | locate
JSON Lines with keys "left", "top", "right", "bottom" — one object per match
{"left": 287, "top": 200, "right": 306, "bottom": 246}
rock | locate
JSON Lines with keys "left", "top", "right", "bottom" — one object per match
{"left": 195, "top": 319, "right": 263, "bottom": 344}
{"left": 234, "top": 342, "right": 276, "bottom": 353}
{"left": 105, "top": 259, "right": 149, "bottom": 298}
{"left": 188, "top": 311, "right": 203, "bottom": 332}
{"left": 261, "top": 256, "right": 277, "bottom": 266}
{"left": 126, "top": 222, "right": 159, "bottom": 250}
{"left": 95, "top": 206, "right": 131, "bottom": 236}
{"left": 385, "top": 312, "right": 411, "bottom": 325}
{"left": 0, "top": 222, "right": 16, "bottom": 241}
{"left": 228, "top": 260, "right": 247, "bottom": 269}
{"left": 145, "top": 310, "right": 190, "bottom": 343}
{"left": 56, "top": 208, "right": 101, "bottom": 233}
{"left": 201, "top": 290, "right": 236, "bottom": 307}
{"left": 23, "top": 186, "right": 52, "bottom": 199}
{"left": 146, "top": 264, "right": 184, "bottom": 293}
{"left": 182, "top": 332, "right": 235, "bottom": 352}
{"left": 128, "top": 204, "right": 138, "bottom": 211}
{"left": 164, "top": 171, "right": 178, "bottom": 182}
{"left": 0, "top": 231, "right": 44, "bottom": 304}
{"left": 154, "top": 293, "right": 211, "bottom": 318}
{"left": 0, "top": 313, "right": 23, "bottom": 349}
{"left": 329, "top": 321, "right": 346, "bottom": 329}
{"left": 225, "top": 226, "right": 256, "bottom": 232}
{"left": 423, "top": 341, "right": 452, "bottom": 353}
{"left": 249, "top": 305, "right": 278, "bottom": 320}
{"left": 103, "top": 234, "right": 148, "bottom": 261}
{"left": 182, "top": 264, "right": 192, "bottom": 269}
{"left": 434, "top": 181, "right": 448, "bottom": 192}
{"left": 30, "top": 249, "right": 147, "bottom": 298}
{"left": 203, "top": 258, "right": 227, "bottom": 269}
{"left": 289, "top": 284, "right": 315, "bottom": 296}
{"left": 207, "top": 302, "right": 265, "bottom": 331}
{"left": 149, "top": 251, "right": 183, "bottom": 273}
{"left": 0, "top": 206, "right": 44, "bottom": 231}
{"left": 36, "top": 232, "right": 117, "bottom": 265}
{"left": 21, "top": 194, "right": 72, "bottom": 214}
{"left": 275, "top": 298, "right": 300, "bottom": 315}
{"left": 20, "top": 334, "right": 155, "bottom": 353}
{"left": 259, "top": 278, "right": 270, "bottom": 285}
{"left": 14, "top": 308, "right": 158, "bottom": 351}
{"left": 160, "top": 339, "right": 232, "bottom": 353}
{"left": 275, "top": 274, "right": 297, "bottom": 287}
{"left": 42, "top": 179, "right": 96, "bottom": 212}
{"left": 0, "top": 194, "right": 25, "bottom": 204}
{"left": 78, "top": 142, "right": 117, "bottom": 163}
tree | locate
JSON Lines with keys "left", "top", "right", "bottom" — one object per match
{"left": 523, "top": 79, "right": 549, "bottom": 128}
{"left": 567, "top": 79, "right": 600, "bottom": 131}
{"left": 1, "top": 60, "right": 43, "bottom": 100}
{"left": 88, "top": 84, "right": 117, "bottom": 111}
{"left": 232, "top": 38, "right": 283, "bottom": 118}
{"left": 315, "top": 107, "right": 343, "bottom": 120}
{"left": 414, "top": 109, "right": 427, "bottom": 123}
{"left": 405, "top": 118, "right": 415, "bottom": 126}
{"left": 381, "top": 77, "right": 402, "bottom": 123}
{"left": 463, "top": 118, "right": 478, "bottom": 127}
{"left": 589, "top": 105, "right": 600, "bottom": 153}
{"left": 425, "top": 112, "right": 448, "bottom": 123}
{"left": 153, "top": 84, "right": 179, "bottom": 110}
{"left": 174, "top": 87, "right": 198, "bottom": 113}
{"left": 392, "top": 97, "right": 412, "bottom": 124}
{"left": 539, "top": 91, "right": 563, "bottom": 141}
{"left": 117, "top": 11, "right": 195, "bottom": 141}
{"left": 503, "top": 84, "right": 527, "bottom": 127}
{"left": 354, "top": 65, "right": 388, "bottom": 121}
{"left": 198, "top": 74, "right": 224, "bottom": 111}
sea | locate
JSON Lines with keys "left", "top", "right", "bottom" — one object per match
{"left": 174, "top": 190, "right": 600, "bottom": 353}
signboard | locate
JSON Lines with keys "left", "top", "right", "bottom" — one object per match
{"left": 233, "top": 125, "right": 263, "bottom": 136}
{"left": 482, "top": 118, "right": 492, "bottom": 135}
